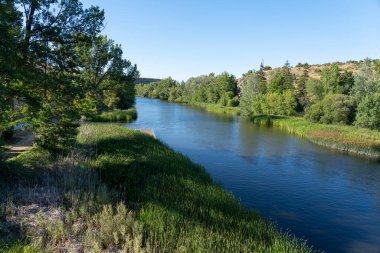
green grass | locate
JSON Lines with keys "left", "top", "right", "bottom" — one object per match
{"left": 0, "top": 240, "right": 41, "bottom": 253}
{"left": 88, "top": 108, "right": 137, "bottom": 123}
{"left": 77, "top": 124, "right": 312, "bottom": 252}
{"left": 188, "top": 102, "right": 240, "bottom": 116}
{"left": 252, "top": 115, "right": 380, "bottom": 158}
{"left": 0, "top": 124, "right": 313, "bottom": 252}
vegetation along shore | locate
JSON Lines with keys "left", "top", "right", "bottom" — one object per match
{"left": 136, "top": 59, "right": 380, "bottom": 158}
{"left": 0, "top": 124, "right": 313, "bottom": 252}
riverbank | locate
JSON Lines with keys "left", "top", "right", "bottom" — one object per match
{"left": 252, "top": 115, "right": 380, "bottom": 159}
{"left": 139, "top": 98, "right": 380, "bottom": 158}
{"left": 189, "top": 102, "right": 240, "bottom": 116}
{"left": 183, "top": 100, "right": 380, "bottom": 159}
{"left": 0, "top": 124, "right": 312, "bottom": 252}
{"left": 88, "top": 108, "right": 137, "bottom": 123}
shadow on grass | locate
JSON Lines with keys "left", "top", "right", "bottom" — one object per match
{"left": 81, "top": 125, "right": 311, "bottom": 252}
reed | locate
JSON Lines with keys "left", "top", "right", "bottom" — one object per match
{"left": 88, "top": 108, "right": 137, "bottom": 123}
{"left": 188, "top": 102, "right": 240, "bottom": 116}
{"left": 252, "top": 115, "right": 380, "bottom": 159}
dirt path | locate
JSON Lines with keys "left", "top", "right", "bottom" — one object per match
{"left": 5, "top": 130, "right": 34, "bottom": 158}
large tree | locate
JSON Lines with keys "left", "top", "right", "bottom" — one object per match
{"left": 8, "top": 0, "right": 105, "bottom": 152}
{"left": 0, "top": 0, "right": 22, "bottom": 135}
{"left": 77, "top": 35, "right": 139, "bottom": 111}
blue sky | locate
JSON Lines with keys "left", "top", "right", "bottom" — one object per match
{"left": 82, "top": 0, "right": 380, "bottom": 81}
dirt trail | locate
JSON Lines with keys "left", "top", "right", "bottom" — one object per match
{"left": 5, "top": 130, "right": 34, "bottom": 158}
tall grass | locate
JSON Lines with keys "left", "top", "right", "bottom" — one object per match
{"left": 0, "top": 124, "right": 314, "bottom": 252}
{"left": 88, "top": 108, "right": 137, "bottom": 123}
{"left": 188, "top": 102, "right": 240, "bottom": 116}
{"left": 78, "top": 124, "right": 313, "bottom": 252}
{"left": 0, "top": 144, "right": 148, "bottom": 252}
{"left": 252, "top": 115, "right": 380, "bottom": 159}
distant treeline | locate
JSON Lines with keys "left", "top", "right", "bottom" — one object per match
{"left": 136, "top": 59, "right": 380, "bottom": 130}
{"left": 136, "top": 72, "right": 240, "bottom": 107}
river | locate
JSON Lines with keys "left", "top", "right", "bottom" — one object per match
{"left": 127, "top": 97, "right": 380, "bottom": 253}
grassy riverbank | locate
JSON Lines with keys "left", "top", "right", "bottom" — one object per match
{"left": 88, "top": 108, "right": 137, "bottom": 123}
{"left": 0, "top": 124, "right": 312, "bottom": 252}
{"left": 190, "top": 102, "right": 240, "bottom": 116}
{"left": 140, "top": 97, "right": 380, "bottom": 158}
{"left": 252, "top": 115, "right": 380, "bottom": 158}
{"left": 176, "top": 99, "right": 380, "bottom": 158}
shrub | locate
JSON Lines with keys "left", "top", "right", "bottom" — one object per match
{"left": 305, "top": 94, "right": 355, "bottom": 125}
{"left": 89, "top": 108, "right": 137, "bottom": 123}
{"left": 228, "top": 96, "right": 239, "bottom": 107}
{"left": 355, "top": 93, "right": 380, "bottom": 130}
{"left": 260, "top": 91, "right": 297, "bottom": 116}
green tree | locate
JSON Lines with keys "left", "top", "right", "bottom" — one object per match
{"left": 320, "top": 63, "right": 341, "bottom": 94}
{"left": 261, "top": 91, "right": 296, "bottom": 116}
{"left": 268, "top": 61, "right": 294, "bottom": 93}
{"left": 320, "top": 63, "right": 354, "bottom": 94}
{"left": 239, "top": 71, "right": 267, "bottom": 116}
{"left": 13, "top": 0, "right": 105, "bottom": 152}
{"left": 306, "top": 78, "right": 324, "bottom": 102}
{"left": 0, "top": 0, "right": 22, "bottom": 136}
{"left": 78, "top": 35, "right": 138, "bottom": 111}
{"left": 339, "top": 70, "right": 355, "bottom": 95}
{"left": 294, "top": 69, "right": 309, "bottom": 110}
{"left": 305, "top": 94, "right": 355, "bottom": 125}
{"left": 355, "top": 93, "right": 380, "bottom": 130}
{"left": 214, "top": 72, "right": 237, "bottom": 105}
{"left": 351, "top": 59, "right": 380, "bottom": 101}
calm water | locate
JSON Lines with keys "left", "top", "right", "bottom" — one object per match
{"left": 127, "top": 97, "right": 380, "bottom": 253}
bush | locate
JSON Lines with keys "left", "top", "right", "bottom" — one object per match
{"left": 228, "top": 96, "right": 239, "bottom": 107}
{"left": 89, "top": 108, "right": 137, "bottom": 123}
{"left": 305, "top": 94, "right": 355, "bottom": 125}
{"left": 355, "top": 93, "right": 380, "bottom": 130}
{"left": 259, "top": 91, "right": 297, "bottom": 116}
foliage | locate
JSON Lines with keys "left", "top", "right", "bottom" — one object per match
{"left": 294, "top": 69, "right": 310, "bottom": 110}
{"left": 268, "top": 62, "right": 294, "bottom": 93}
{"left": 305, "top": 78, "right": 324, "bottom": 102}
{"left": 136, "top": 72, "right": 238, "bottom": 107}
{"left": 88, "top": 108, "right": 137, "bottom": 123}
{"left": 0, "top": 0, "right": 21, "bottom": 134}
{"left": 320, "top": 63, "right": 354, "bottom": 94}
{"left": 77, "top": 35, "right": 139, "bottom": 111}
{"left": 252, "top": 116, "right": 380, "bottom": 158}
{"left": 351, "top": 59, "right": 380, "bottom": 101}
{"left": 305, "top": 94, "right": 355, "bottom": 125}
{"left": 240, "top": 62, "right": 296, "bottom": 117}
{"left": 261, "top": 91, "right": 297, "bottom": 116}
{"left": 0, "top": 0, "right": 138, "bottom": 154}
{"left": 239, "top": 72, "right": 264, "bottom": 117}
{"left": 355, "top": 93, "right": 380, "bottom": 130}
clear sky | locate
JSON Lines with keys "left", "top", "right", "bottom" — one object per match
{"left": 82, "top": 0, "right": 380, "bottom": 81}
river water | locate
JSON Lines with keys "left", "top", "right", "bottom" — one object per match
{"left": 127, "top": 97, "right": 380, "bottom": 253}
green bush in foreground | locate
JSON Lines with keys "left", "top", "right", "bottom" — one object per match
{"left": 88, "top": 108, "right": 137, "bottom": 123}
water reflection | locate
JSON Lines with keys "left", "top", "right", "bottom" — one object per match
{"left": 128, "top": 98, "right": 380, "bottom": 253}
